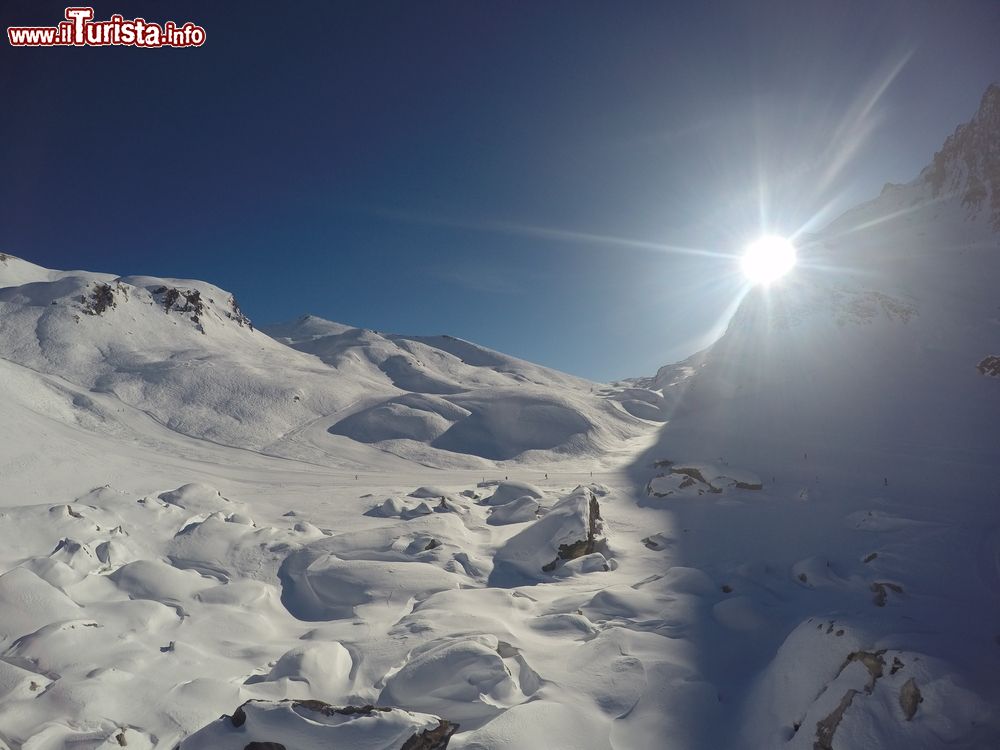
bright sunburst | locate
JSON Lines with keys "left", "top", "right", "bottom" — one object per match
{"left": 741, "top": 235, "right": 797, "bottom": 285}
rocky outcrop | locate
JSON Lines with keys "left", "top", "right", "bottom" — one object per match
{"left": 921, "top": 83, "right": 1000, "bottom": 228}
{"left": 490, "top": 488, "right": 608, "bottom": 584}
{"left": 870, "top": 581, "right": 904, "bottom": 607}
{"left": 977, "top": 355, "right": 1000, "bottom": 376}
{"left": 899, "top": 677, "right": 923, "bottom": 721}
{"left": 814, "top": 650, "right": 886, "bottom": 750}
{"left": 542, "top": 493, "right": 602, "bottom": 571}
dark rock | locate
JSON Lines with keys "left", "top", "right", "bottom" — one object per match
{"left": 977, "top": 355, "right": 1000, "bottom": 376}
{"left": 293, "top": 700, "right": 389, "bottom": 716}
{"left": 815, "top": 650, "right": 886, "bottom": 749}
{"left": 231, "top": 705, "right": 247, "bottom": 727}
{"left": 870, "top": 581, "right": 903, "bottom": 607}
{"left": 541, "top": 493, "right": 603, "bottom": 572}
{"left": 400, "top": 719, "right": 459, "bottom": 750}
{"left": 845, "top": 649, "right": 886, "bottom": 691}
{"left": 225, "top": 700, "right": 456, "bottom": 750}
{"left": 84, "top": 283, "right": 117, "bottom": 315}
{"left": 815, "top": 688, "right": 858, "bottom": 750}
{"left": 163, "top": 288, "right": 180, "bottom": 312}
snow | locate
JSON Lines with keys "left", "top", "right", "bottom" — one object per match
{"left": 1, "top": 86, "right": 999, "bottom": 749}
{"left": 178, "top": 700, "right": 453, "bottom": 750}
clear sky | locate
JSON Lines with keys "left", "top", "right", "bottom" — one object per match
{"left": 3, "top": 1, "right": 999, "bottom": 380}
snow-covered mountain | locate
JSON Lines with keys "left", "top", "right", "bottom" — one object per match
{"left": 1, "top": 85, "right": 998, "bottom": 750}
{"left": 921, "top": 82, "right": 1000, "bottom": 229}
{"left": 627, "top": 84, "right": 1000, "bottom": 748}
{"left": 0, "top": 255, "right": 654, "bottom": 472}
{"left": 638, "top": 82, "right": 1000, "bottom": 495}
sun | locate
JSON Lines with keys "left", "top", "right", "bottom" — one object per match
{"left": 741, "top": 235, "right": 797, "bottom": 285}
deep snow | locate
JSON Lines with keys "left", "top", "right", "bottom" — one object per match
{"left": 0, "top": 85, "right": 999, "bottom": 750}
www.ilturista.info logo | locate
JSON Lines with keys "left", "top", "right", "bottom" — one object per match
{"left": 7, "top": 7, "right": 205, "bottom": 48}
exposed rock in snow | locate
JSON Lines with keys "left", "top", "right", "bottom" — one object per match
{"left": 179, "top": 699, "right": 457, "bottom": 750}
{"left": 920, "top": 83, "right": 1000, "bottom": 228}
{"left": 977, "top": 354, "right": 1000, "bottom": 376}
{"left": 1, "top": 83, "right": 1000, "bottom": 750}
{"left": 490, "top": 487, "right": 606, "bottom": 584}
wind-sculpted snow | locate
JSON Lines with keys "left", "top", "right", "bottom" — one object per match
{"left": 179, "top": 699, "right": 457, "bottom": 750}
{"left": 430, "top": 392, "right": 594, "bottom": 460}
{"left": 0, "top": 471, "right": 725, "bottom": 749}
{"left": 379, "top": 635, "right": 528, "bottom": 727}
{"left": 490, "top": 486, "right": 607, "bottom": 585}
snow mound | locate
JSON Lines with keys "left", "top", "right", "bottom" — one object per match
{"left": 332, "top": 387, "right": 632, "bottom": 462}
{"left": 159, "top": 483, "right": 236, "bottom": 513}
{"left": 741, "top": 620, "right": 998, "bottom": 748}
{"left": 330, "top": 397, "right": 460, "bottom": 444}
{"left": 430, "top": 392, "right": 592, "bottom": 460}
{"left": 246, "top": 642, "right": 355, "bottom": 704}
{"left": 483, "top": 480, "right": 543, "bottom": 506}
{"left": 109, "top": 559, "right": 214, "bottom": 603}
{"left": 379, "top": 635, "right": 526, "bottom": 727}
{"left": 490, "top": 487, "right": 606, "bottom": 585}
{"left": 279, "top": 543, "right": 462, "bottom": 620}
{"left": 487, "top": 496, "right": 540, "bottom": 525}
{"left": 0, "top": 567, "right": 81, "bottom": 644}
{"left": 409, "top": 486, "right": 454, "bottom": 499}
{"left": 179, "top": 699, "right": 457, "bottom": 750}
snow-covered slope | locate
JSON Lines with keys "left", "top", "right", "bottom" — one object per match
{"left": 263, "top": 315, "right": 651, "bottom": 463}
{"left": 628, "top": 83, "right": 1000, "bottom": 748}
{"left": 0, "top": 255, "right": 649, "bottom": 468}
{"left": 0, "top": 255, "right": 383, "bottom": 452}
{"left": 639, "top": 82, "right": 1000, "bottom": 498}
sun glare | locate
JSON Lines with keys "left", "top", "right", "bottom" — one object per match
{"left": 741, "top": 235, "right": 797, "bottom": 285}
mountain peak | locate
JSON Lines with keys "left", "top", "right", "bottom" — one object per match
{"left": 977, "top": 82, "right": 1000, "bottom": 118}
{"left": 920, "top": 82, "right": 1000, "bottom": 228}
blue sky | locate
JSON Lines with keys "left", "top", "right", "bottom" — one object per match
{"left": 2, "top": 0, "right": 999, "bottom": 380}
